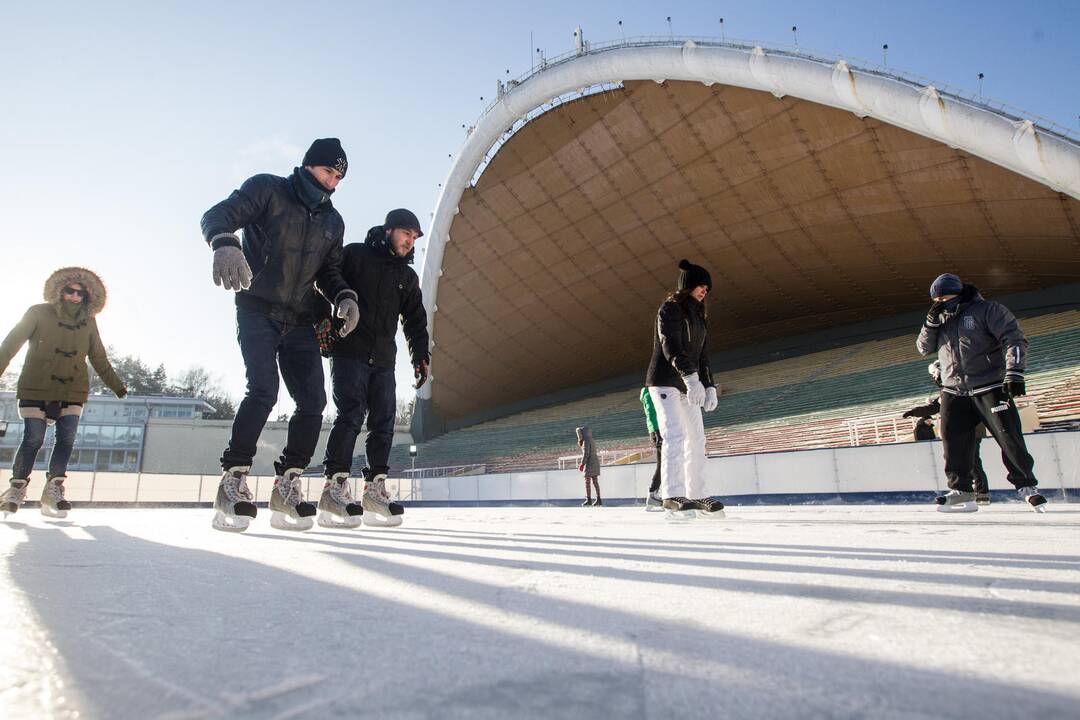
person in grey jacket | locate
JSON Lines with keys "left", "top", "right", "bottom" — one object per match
{"left": 916, "top": 273, "right": 1045, "bottom": 513}
{"left": 576, "top": 426, "right": 601, "bottom": 506}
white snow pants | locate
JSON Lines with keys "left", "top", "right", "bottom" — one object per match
{"left": 648, "top": 386, "right": 707, "bottom": 500}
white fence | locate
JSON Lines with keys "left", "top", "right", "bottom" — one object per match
{"left": 2, "top": 432, "right": 1076, "bottom": 504}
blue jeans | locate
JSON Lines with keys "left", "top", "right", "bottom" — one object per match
{"left": 323, "top": 357, "right": 396, "bottom": 478}
{"left": 222, "top": 307, "right": 326, "bottom": 475}
{"left": 12, "top": 414, "right": 80, "bottom": 480}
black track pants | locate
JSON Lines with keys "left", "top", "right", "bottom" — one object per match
{"left": 940, "top": 388, "right": 1037, "bottom": 491}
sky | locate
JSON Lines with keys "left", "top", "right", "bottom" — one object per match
{"left": 1, "top": 0, "right": 1077, "bottom": 419}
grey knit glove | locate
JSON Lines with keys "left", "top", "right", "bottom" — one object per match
{"left": 212, "top": 246, "right": 252, "bottom": 291}
{"left": 335, "top": 298, "right": 360, "bottom": 337}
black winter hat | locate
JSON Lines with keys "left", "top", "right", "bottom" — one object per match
{"left": 677, "top": 259, "right": 712, "bottom": 292}
{"left": 929, "top": 273, "right": 963, "bottom": 299}
{"left": 302, "top": 138, "right": 348, "bottom": 177}
{"left": 385, "top": 208, "right": 424, "bottom": 238}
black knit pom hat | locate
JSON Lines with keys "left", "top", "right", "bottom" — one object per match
{"left": 677, "top": 259, "right": 712, "bottom": 292}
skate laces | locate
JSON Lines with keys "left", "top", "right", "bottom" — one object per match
{"left": 331, "top": 479, "right": 354, "bottom": 503}
{"left": 223, "top": 470, "right": 252, "bottom": 503}
{"left": 364, "top": 480, "right": 389, "bottom": 505}
{"left": 277, "top": 475, "right": 304, "bottom": 506}
{"left": 46, "top": 478, "right": 66, "bottom": 502}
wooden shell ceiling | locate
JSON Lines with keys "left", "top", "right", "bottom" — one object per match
{"left": 433, "top": 80, "right": 1080, "bottom": 423}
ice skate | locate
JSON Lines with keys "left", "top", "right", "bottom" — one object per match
{"left": 361, "top": 474, "right": 404, "bottom": 527}
{"left": 644, "top": 490, "right": 663, "bottom": 512}
{"left": 269, "top": 468, "right": 316, "bottom": 531}
{"left": 40, "top": 475, "right": 72, "bottom": 519}
{"left": 663, "top": 497, "right": 696, "bottom": 522}
{"left": 976, "top": 491, "right": 991, "bottom": 506}
{"left": 581, "top": 497, "right": 592, "bottom": 507}
{"left": 317, "top": 473, "right": 363, "bottom": 528}
{"left": 1, "top": 479, "right": 28, "bottom": 519}
{"left": 1018, "top": 486, "right": 1047, "bottom": 513}
{"left": 592, "top": 497, "right": 603, "bottom": 507}
{"left": 690, "top": 497, "right": 725, "bottom": 519}
{"left": 212, "top": 466, "right": 257, "bottom": 532}
{"left": 936, "top": 489, "right": 978, "bottom": 513}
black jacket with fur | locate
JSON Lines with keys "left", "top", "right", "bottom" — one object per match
{"left": 200, "top": 168, "right": 354, "bottom": 324}
{"left": 325, "top": 226, "right": 429, "bottom": 369}
{"left": 645, "top": 296, "right": 715, "bottom": 393}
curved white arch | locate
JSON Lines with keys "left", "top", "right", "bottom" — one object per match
{"left": 417, "top": 40, "right": 1080, "bottom": 402}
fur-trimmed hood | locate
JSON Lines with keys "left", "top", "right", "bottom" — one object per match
{"left": 43, "top": 267, "right": 108, "bottom": 316}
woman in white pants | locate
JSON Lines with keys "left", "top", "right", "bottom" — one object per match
{"left": 644, "top": 260, "right": 724, "bottom": 519}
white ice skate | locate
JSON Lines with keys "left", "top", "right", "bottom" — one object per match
{"left": 212, "top": 466, "right": 257, "bottom": 532}
{"left": 663, "top": 497, "right": 696, "bottom": 522}
{"left": 269, "top": 469, "right": 316, "bottom": 531}
{"left": 936, "top": 489, "right": 978, "bottom": 513}
{"left": 317, "top": 473, "right": 363, "bottom": 528}
{"left": 361, "top": 475, "right": 404, "bottom": 527}
{"left": 40, "top": 475, "right": 72, "bottom": 519}
{"left": 689, "top": 497, "right": 726, "bottom": 519}
{"left": 1018, "top": 486, "right": 1047, "bottom": 513}
{"left": 644, "top": 490, "right": 663, "bottom": 512}
{"left": 1, "top": 480, "right": 28, "bottom": 519}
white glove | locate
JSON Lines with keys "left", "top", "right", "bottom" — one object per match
{"left": 683, "top": 373, "right": 706, "bottom": 407}
{"left": 212, "top": 246, "right": 252, "bottom": 291}
{"left": 703, "top": 386, "right": 718, "bottom": 412}
{"left": 335, "top": 298, "right": 360, "bottom": 337}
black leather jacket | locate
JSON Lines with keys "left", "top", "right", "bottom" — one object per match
{"left": 200, "top": 168, "right": 354, "bottom": 324}
{"left": 645, "top": 297, "right": 715, "bottom": 392}
{"left": 326, "top": 225, "right": 429, "bottom": 369}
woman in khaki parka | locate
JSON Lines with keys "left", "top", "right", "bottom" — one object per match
{"left": 0, "top": 267, "right": 127, "bottom": 518}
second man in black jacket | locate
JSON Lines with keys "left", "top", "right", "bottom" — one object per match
{"left": 318, "top": 208, "right": 430, "bottom": 527}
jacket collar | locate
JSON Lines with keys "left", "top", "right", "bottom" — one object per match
{"left": 364, "top": 224, "right": 415, "bottom": 264}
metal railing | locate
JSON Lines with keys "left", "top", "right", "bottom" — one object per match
{"left": 400, "top": 464, "right": 487, "bottom": 479}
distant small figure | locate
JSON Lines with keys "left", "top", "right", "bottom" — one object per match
{"left": 639, "top": 388, "right": 663, "bottom": 511}
{"left": 575, "top": 426, "right": 602, "bottom": 506}
{"left": 912, "top": 417, "right": 937, "bottom": 442}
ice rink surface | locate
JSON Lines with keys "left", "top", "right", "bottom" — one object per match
{"left": 2, "top": 503, "right": 1079, "bottom": 720}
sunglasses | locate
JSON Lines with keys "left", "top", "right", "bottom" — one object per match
{"left": 63, "top": 286, "right": 87, "bottom": 298}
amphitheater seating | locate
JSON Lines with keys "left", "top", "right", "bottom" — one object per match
{"left": 383, "top": 310, "right": 1080, "bottom": 474}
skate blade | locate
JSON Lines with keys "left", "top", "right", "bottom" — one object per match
{"left": 40, "top": 507, "right": 68, "bottom": 519}
{"left": 317, "top": 511, "right": 362, "bottom": 529}
{"left": 664, "top": 509, "right": 695, "bottom": 522}
{"left": 211, "top": 510, "right": 250, "bottom": 533}
{"left": 694, "top": 509, "right": 726, "bottom": 520}
{"left": 1029, "top": 502, "right": 1047, "bottom": 514}
{"left": 270, "top": 511, "right": 314, "bottom": 531}
{"left": 362, "top": 513, "right": 403, "bottom": 528}
{"left": 936, "top": 503, "right": 978, "bottom": 514}
{"left": 644, "top": 505, "right": 665, "bottom": 513}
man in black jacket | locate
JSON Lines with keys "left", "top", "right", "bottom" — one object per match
{"left": 916, "top": 273, "right": 1045, "bottom": 513}
{"left": 318, "top": 208, "right": 429, "bottom": 528}
{"left": 200, "top": 138, "right": 360, "bottom": 533}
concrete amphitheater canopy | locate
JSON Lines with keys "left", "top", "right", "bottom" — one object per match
{"left": 414, "top": 40, "right": 1080, "bottom": 438}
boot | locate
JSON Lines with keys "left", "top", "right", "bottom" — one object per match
{"left": 40, "top": 474, "right": 72, "bottom": 518}
{"left": 269, "top": 468, "right": 316, "bottom": 531}
{"left": 1, "top": 479, "right": 28, "bottom": 517}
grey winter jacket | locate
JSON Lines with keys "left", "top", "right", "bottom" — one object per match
{"left": 576, "top": 426, "right": 601, "bottom": 477}
{"left": 915, "top": 285, "right": 1027, "bottom": 396}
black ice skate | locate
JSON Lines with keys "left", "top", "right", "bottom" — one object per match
{"left": 936, "top": 489, "right": 978, "bottom": 513}
{"left": 361, "top": 474, "right": 404, "bottom": 527}
{"left": 269, "top": 468, "right": 316, "bottom": 531}
{"left": 317, "top": 473, "right": 363, "bottom": 528}
{"left": 212, "top": 466, "right": 257, "bottom": 532}
{"left": 690, "top": 497, "right": 725, "bottom": 519}
{"left": 662, "top": 497, "right": 696, "bottom": 522}
{"left": 976, "top": 491, "right": 991, "bottom": 506}
{"left": 644, "top": 490, "right": 663, "bottom": 512}
{"left": 1018, "top": 486, "right": 1047, "bottom": 513}
{"left": 1, "top": 479, "right": 28, "bottom": 518}
{"left": 40, "top": 474, "right": 72, "bottom": 519}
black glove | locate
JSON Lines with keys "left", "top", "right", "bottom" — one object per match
{"left": 1004, "top": 376, "right": 1026, "bottom": 398}
{"left": 925, "top": 301, "right": 944, "bottom": 328}
{"left": 414, "top": 359, "right": 429, "bottom": 389}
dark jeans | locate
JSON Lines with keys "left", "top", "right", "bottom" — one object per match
{"left": 12, "top": 415, "right": 80, "bottom": 480}
{"left": 941, "top": 388, "right": 1036, "bottom": 491}
{"left": 649, "top": 431, "right": 662, "bottom": 493}
{"left": 323, "top": 357, "right": 396, "bottom": 478}
{"left": 222, "top": 307, "right": 326, "bottom": 475}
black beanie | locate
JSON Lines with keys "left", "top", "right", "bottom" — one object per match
{"left": 385, "top": 208, "right": 424, "bottom": 238}
{"left": 302, "top": 138, "right": 348, "bottom": 177}
{"left": 677, "top": 259, "right": 712, "bottom": 292}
